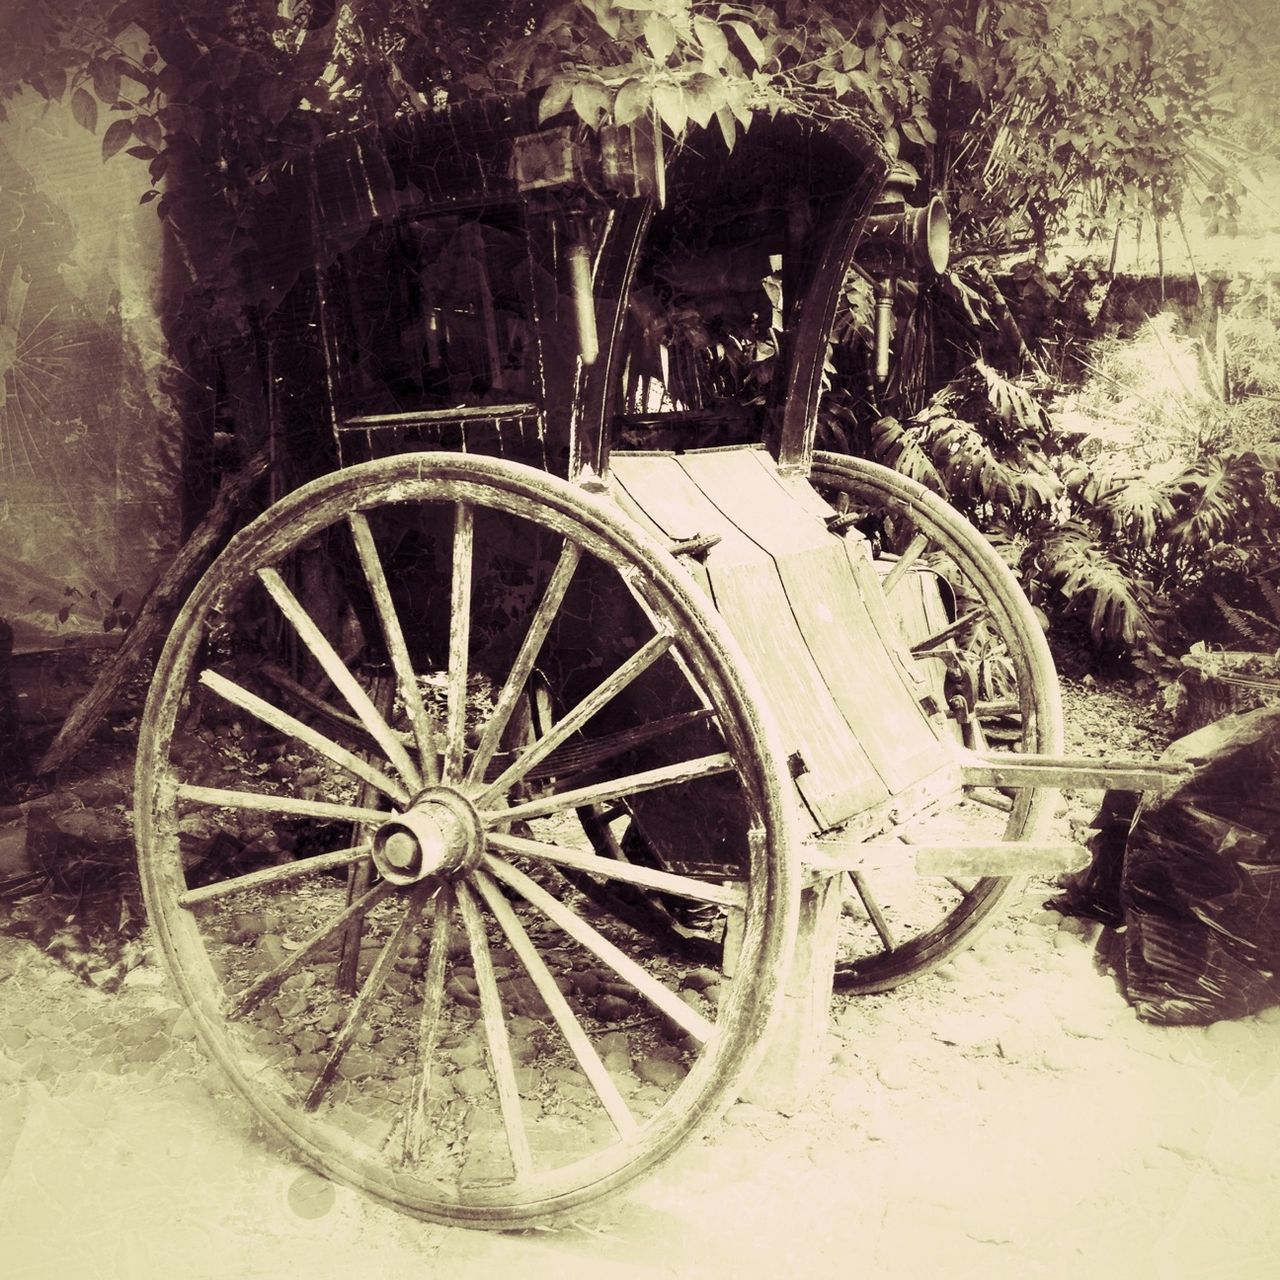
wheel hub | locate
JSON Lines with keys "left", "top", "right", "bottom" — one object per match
{"left": 371, "top": 786, "right": 484, "bottom": 885}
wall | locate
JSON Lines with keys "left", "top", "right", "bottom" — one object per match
{"left": 0, "top": 90, "right": 183, "bottom": 653}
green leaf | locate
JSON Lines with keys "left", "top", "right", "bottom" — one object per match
{"left": 538, "top": 78, "right": 574, "bottom": 123}
{"left": 694, "top": 17, "right": 729, "bottom": 68}
{"left": 571, "top": 80, "right": 611, "bottom": 129}
{"left": 134, "top": 115, "right": 163, "bottom": 151}
{"left": 727, "top": 20, "right": 767, "bottom": 68}
{"left": 683, "top": 73, "right": 721, "bottom": 128}
{"left": 92, "top": 59, "right": 121, "bottom": 105}
{"left": 652, "top": 82, "right": 687, "bottom": 135}
{"left": 613, "top": 79, "right": 651, "bottom": 126}
{"left": 644, "top": 13, "right": 677, "bottom": 63}
{"left": 715, "top": 104, "right": 737, "bottom": 153}
{"left": 102, "top": 118, "right": 134, "bottom": 162}
{"left": 71, "top": 88, "right": 98, "bottom": 134}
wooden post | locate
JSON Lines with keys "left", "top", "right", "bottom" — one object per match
{"left": 739, "top": 873, "right": 844, "bottom": 1114}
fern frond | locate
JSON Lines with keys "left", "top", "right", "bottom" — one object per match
{"left": 1258, "top": 575, "right": 1280, "bottom": 625}
{"left": 1212, "top": 593, "right": 1280, "bottom": 647}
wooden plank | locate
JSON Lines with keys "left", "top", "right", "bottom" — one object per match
{"left": 959, "top": 752, "right": 1193, "bottom": 795}
{"left": 611, "top": 454, "right": 887, "bottom": 832}
{"left": 806, "top": 840, "right": 1086, "bottom": 878}
{"left": 679, "top": 449, "right": 950, "bottom": 796}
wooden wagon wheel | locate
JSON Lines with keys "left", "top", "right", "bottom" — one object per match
{"left": 135, "top": 452, "right": 799, "bottom": 1228}
{"left": 808, "top": 452, "right": 1065, "bottom": 992}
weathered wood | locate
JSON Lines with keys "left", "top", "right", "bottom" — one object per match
{"left": 806, "top": 839, "right": 1085, "bottom": 878}
{"left": 959, "top": 752, "right": 1193, "bottom": 794}
{"left": 484, "top": 854, "right": 714, "bottom": 1043}
{"left": 490, "top": 752, "right": 735, "bottom": 825}
{"left": 258, "top": 567, "right": 422, "bottom": 788}
{"left": 403, "top": 887, "right": 454, "bottom": 1166}
{"left": 36, "top": 451, "right": 270, "bottom": 775}
{"left": 611, "top": 452, "right": 889, "bottom": 830}
{"left": 741, "top": 875, "right": 844, "bottom": 1113}
{"left": 443, "top": 503, "right": 474, "bottom": 783}
{"left": 198, "top": 669, "right": 409, "bottom": 805}
{"left": 177, "top": 844, "right": 370, "bottom": 907}
{"left": 473, "top": 867, "right": 638, "bottom": 1139}
{"left": 680, "top": 448, "right": 948, "bottom": 794}
{"left": 485, "top": 829, "right": 747, "bottom": 908}
{"left": 457, "top": 883, "right": 533, "bottom": 1179}
{"left": 348, "top": 511, "right": 440, "bottom": 777}
{"left": 475, "top": 630, "right": 674, "bottom": 804}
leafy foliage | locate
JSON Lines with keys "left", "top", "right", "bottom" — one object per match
{"left": 878, "top": 317, "right": 1280, "bottom": 664}
{"left": 872, "top": 361, "right": 1061, "bottom": 517}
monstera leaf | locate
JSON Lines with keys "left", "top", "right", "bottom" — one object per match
{"left": 1036, "top": 522, "right": 1157, "bottom": 650}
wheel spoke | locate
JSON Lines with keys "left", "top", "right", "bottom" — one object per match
{"left": 177, "top": 845, "right": 371, "bottom": 908}
{"left": 304, "top": 885, "right": 432, "bottom": 1112}
{"left": 880, "top": 531, "right": 932, "bottom": 595}
{"left": 486, "top": 830, "right": 745, "bottom": 909}
{"left": 472, "top": 869, "right": 637, "bottom": 1139}
{"left": 967, "top": 787, "right": 1014, "bottom": 813}
{"left": 946, "top": 877, "right": 976, "bottom": 896}
{"left": 483, "top": 855, "right": 714, "bottom": 1043}
{"left": 198, "top": 670, "right": 411, "bottom": 806}
{"left": 176, "top": 782, "right": 387, "bottom": 826}
{"left": 443, "top": 503, "right": 474, "bottom": 783}
{"left": 475, "top": 630, "right": 675, "bottom": 805}
{"left": 402, "top": 887, "right": 454, "bottom": 1166}
{"left": 487, "top": 752, "right": 733, "bottom": 825}
{"left": 466, "top": 540, "right": 582, "bottom": 785}
{"left": 348, "top": 511, "right": 442, "bottom": 782}
{"left": 910, "top": 607, "right": 988, "bottom": 655}
{"left": 227, "top": 881, "right": 396, "bottom": 1019}
{"left": 257, "top": 567, "right": 422, "bottom": 789}
{"left": 456, "top": 882, "right": 533, "bottom": 1179}
{"left": 847, "top": 870, "right": 897, "bottom": 952}
{"left": 259, "top": 661, "right": 412, "bottom": 748}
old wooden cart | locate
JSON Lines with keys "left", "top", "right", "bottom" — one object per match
{"left": 134, "top": 101, "right": 1179, "bottom": 1226}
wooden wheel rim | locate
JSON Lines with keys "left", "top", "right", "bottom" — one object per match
{"left": 135, "top": 452, "right": 799, "bottom": 1226}
{"left": 809, "top": 452, "right": 1065, "bottom": 993}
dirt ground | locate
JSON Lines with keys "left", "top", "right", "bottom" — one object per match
{"left": 2, "top": 674, "right": 1279, "bottom": 1279}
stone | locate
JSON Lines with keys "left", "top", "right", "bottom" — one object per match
{"left": 337, "top": 1050, "right": 381, "bottom": 1080}
{"left": 573, "top": 970, "right": 603, "bottom": 998}
{"left": 594, "top": 995, "right": 632, "bottom": 1022}
{"left": 292, "top": 1030, "right": 327, "bottom": 1056}
{"left": 680, "top": 967, "right": 721, "bottom": 992}
{"left": 452, "top": 1066, "right": 492, "bottom": 1097}
{"left": 445, "top": 1039, "right": 484, "bottom": 1070}
{"left": 446, "top": 977, "right": 481, "bottom": 1008}
{"left": 635, "top": 1055, "right": 687, "bottom": 1088}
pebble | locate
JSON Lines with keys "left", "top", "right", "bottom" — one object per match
{"left": 446, "top": 977, "right": 480, "bottom": 1008}
{"left": 635, "top": 1055, "right": 686, "bottom": 1088}
{"left": 445, "top": 1039, "right": 484, "bottom": 1069}
{"left": 680, "top": 967, "right": 721, "bottom": 992}
{"left": 452, "top": 1066, "right": 492, "bottom": 1097}
{"left": 292, "top": 1030, "right": 327, "bottom": 1056}
{"left": 594, "top": 995, "right": 633, "bottom": 1022}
